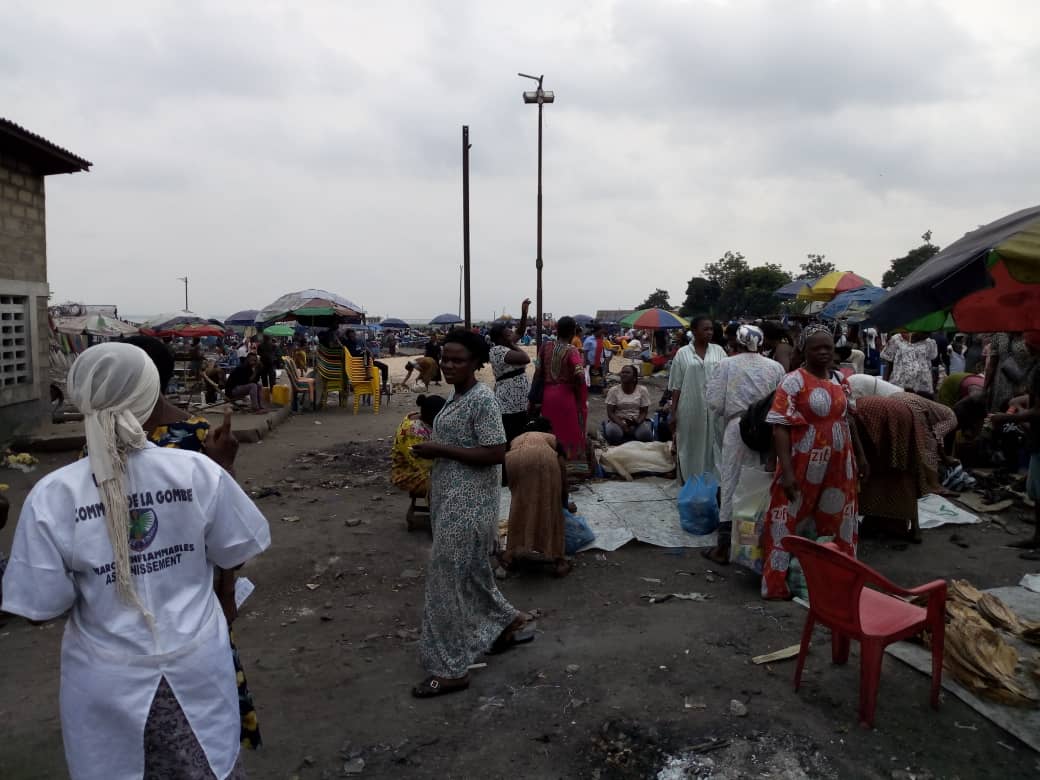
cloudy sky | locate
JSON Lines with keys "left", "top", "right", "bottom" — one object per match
{"left": 4, "top": 0, "right": 1039, "bottom": 321}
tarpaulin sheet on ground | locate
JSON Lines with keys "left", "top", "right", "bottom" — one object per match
{"left": 886, "top": 585, "right": 1040, "bottom": 753}
{"left": 499, "top": 478, "right": 716, "bottom": 552}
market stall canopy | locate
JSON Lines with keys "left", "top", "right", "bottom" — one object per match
{"left": 624, "top": 309, "right": 689, "bottom": 329}
{"left": 870, "top": 205, "right": 1040, "bottom": 332}
{"left": 798, "top": 272, "right": 872, "bottom": 302}
{"left": 818, "top": 286, "right": 886, "bottom": 322}
{"left": 430, "top": 313, "right": 464, "bottom": 325}
{"left": 54, "top": 314, "right": 139, "bottom": 338}
{"left": 225, "top": 309, "right": 259, "bottom": 326}
{"left": 263, "top": 323, "right": 296, "bottom": 337}
{"left": 255, "top": 289, "right": 364, "bottom": 327}
{"left": 144, "top": 311, "right": 224, "bottom": 331}
{"left": 380, "top": 318, "right": 410, "bottom": 329}
{"left": 775, "top": 278, "right": 817, "bottom": 299}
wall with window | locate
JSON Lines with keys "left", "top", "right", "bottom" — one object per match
{"left": 0, "top": 154, "right": 50, "bottom": 441}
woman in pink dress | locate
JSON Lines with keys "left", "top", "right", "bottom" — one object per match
{"left": 536, "top": 317, "right": 587, "bottom": 460}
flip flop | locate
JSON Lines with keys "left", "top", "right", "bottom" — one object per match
{"left": 486, "top": 625, "right": 537, "bottom": 655}
{"left": 411, "top": 675, "right": 470, "bottom": 698}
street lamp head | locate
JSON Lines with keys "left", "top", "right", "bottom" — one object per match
{"left": 523, "top": 90, "right": 555, "bottom": 104}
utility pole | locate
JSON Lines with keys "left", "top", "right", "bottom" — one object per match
{"left": 177, "top": 276, "right": 189, "bottom": 311}
{"left": 462, "top": 126, "right": 472, "bottom": 329}
{"left": 519, "top": 73, "right": 554, "bottom": 346}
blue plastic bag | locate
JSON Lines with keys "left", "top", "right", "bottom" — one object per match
{"left": 678, "top": 472, "right": 720, "bottom": 535}
{"left": 563, "top": 508, "right": 595, "bottom": 554}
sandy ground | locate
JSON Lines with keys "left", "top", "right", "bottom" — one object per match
{"left": 1, "top": 368, "right": 1039, "bottom": 779}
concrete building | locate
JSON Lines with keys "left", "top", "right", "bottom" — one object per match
{"left": 0, "top": 118, "right": 91, "bottom": 441}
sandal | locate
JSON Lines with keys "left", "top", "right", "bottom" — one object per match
{"left": 412, "top": 675, "right": 470, "bottom": 698}
{"left": 487, "top": 620, "right": 537, "bottom": 655}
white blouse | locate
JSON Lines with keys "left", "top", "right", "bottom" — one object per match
{"left": 2, "top": 446, "right": 271, "bottom": 780}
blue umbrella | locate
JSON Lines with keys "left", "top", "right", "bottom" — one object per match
{"left": 225, "top": 309, "right": 259, "bottom": 326}
{"left": 381, "top": 318, "right": 410, "bottom": 329}
{"left": 573, "top": 314, "right": 594, "bottom": 325}
{"left": 430, "top": 313, "right": 464, "bottom": 325}
{"left": 818, "top": 286, "right": 886, "bottom": 322}
{"left": 775, "top": 278, "right": 817, "bottom": 299}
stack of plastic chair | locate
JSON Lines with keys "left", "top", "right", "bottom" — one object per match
{"left": 281, "top": 358, "right": 315, "bottom": 411}
{"left": 785, "top": 536, "right": 946, "bottom": 728}
{"left": 315, "top": 346, "right": 347, "bottom": 409}
{"left": 344, "top": 350, "right": 380, "bottom": 415}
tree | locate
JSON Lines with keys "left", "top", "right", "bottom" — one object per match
{"left": 702, "top": 250, "right": 749, "bottom": 289}
{"left": 679, "top": 277, "right": 721, "bottom": 318}
{"left": 881, "top": 231, "right": 940, "bottom": 289}
{"left": 798, "top": 253, "right": 836, "bottom": 279}
{"left": 717, "top": 263, "right": 792, "bottom": 319}
{"left": 636, "top": 288, "right": 672, "bottom": 310}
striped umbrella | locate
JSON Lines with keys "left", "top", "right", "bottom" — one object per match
{"left": 798, "top": 271, "right": 872, "bottom": 302}
{"left": 627, "top": 308, "right": 689, "bottom": 329}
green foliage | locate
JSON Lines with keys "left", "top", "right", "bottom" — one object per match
{"left": 702, "top": 251, "right": 749, "bottom": 289}
{"left": 881, "top": 231, "right": 940, "bottom": 289}
{"left": 636, "top": 288, "right": 672, "bottom": 310}
{"left": 679, "top": 277, "right": 721, "bottom": 318}
{"left": 716, "top": 263, "right": 792, "bottom": 319}
{"left": 798, "top": 253, "right": 836, "bottom": 280}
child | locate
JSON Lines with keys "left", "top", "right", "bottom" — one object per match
{"left": 391, "top": 394, "right": 446, "bottom": 496}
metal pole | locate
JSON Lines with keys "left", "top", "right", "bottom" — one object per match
{"left": 462, "top": 125, "right": 472, "bottom": 330}
{"left": 184, "top": 276, "right": 188, "bottom": 311}
{"left": 535, "top": 92, "right": 544, "bottom": 347}
{"left": 458, "top": 265, "right": 462, "bottom": 317}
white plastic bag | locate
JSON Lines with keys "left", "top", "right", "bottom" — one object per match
{"left": 730, "top": 466, "right": 774, "bottom": 572}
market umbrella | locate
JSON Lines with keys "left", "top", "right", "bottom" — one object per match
{"left": 54, "top": 313, "right": 139, "bottom": 338}
{"left": 381, "top": 318, "right": 410, "bottom": 329}
{"left": 145, "top": 311, "right": 224, "bottom": 332}
{"left": 775, "top": 278, "right": 817, "bottom": 299}
{"left": 573, "top": 314, "right": 595, "bottom": 326}
{"left": 225, "top": 309, "right": 259, "bottom": 326}
{"left": 798, "top": 272, "right": 872, "bottom": 302}
{"left": 263, "top": 323, "right": 296, "bottom": 337}
{"left": 871, "top": 205, "right": 1040, "bottom": 332}
{"left": 818, "top": 286, "right": 886, "bottom": 322}
{"left": 255, "top": 289, "right": 364, "bottom": 327}
{"left": 430, "top": 313, "right": 464, "bottom": 325}
{"left": 628, "top": 309, "right": 689, "bottom": 329}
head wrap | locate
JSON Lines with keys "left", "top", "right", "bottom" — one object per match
{"left": 798, "top": 323, "right": 833, "bottom": 351}
{"left": 736, "top": 324, "right": 764, "bottom": 352}
{"left": 67, "top": 343, "right": 160, "bottom": 614}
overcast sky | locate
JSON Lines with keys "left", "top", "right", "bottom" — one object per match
{"left": 4, "top": 0, "right": 1039, "bottom": 322}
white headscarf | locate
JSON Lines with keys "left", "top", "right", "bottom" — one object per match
{"left": 736, "top": 324, "right": 764, "bottom": 352}
{"left": 67, "top": 343, "right": 160, "bottom": 612}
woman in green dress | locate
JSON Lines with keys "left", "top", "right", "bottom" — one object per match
{"left": 411, "top": 330, "right": 533, "bottom": 697}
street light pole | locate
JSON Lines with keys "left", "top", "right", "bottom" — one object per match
{"left": 177, "top": 276, "right": 189, "bottom": 311}
{"left": 462, "top": 125, "right": 472, "bottom": 329}
{"left": 519, "top": 73, "right": 554, "bottom": 347}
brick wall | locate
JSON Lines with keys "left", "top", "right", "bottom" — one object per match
{"left": 0, "top": 154, "right": 51, "bottom": 442}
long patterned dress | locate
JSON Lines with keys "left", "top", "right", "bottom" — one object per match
{"left": 420, "top": 382, "right": 518, "bottom": 678}
{"left": 705, "top": 353, "right": 785, "bottom": 535}
{"left": 669, "top": 342, "right": 727, "bottom": 482}
{"left": 539, "top": 341, "right": 587, "bottom": 460}
{"left": 761, "top": 369, "right": 859, "bottom": 599}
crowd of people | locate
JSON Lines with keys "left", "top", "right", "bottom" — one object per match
{"left": 5, "top": 306, "right": 1040, "bottom": 773}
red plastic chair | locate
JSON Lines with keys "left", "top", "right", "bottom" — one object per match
{"left": 785, "top": 537, "right": 947, "bottom": 728}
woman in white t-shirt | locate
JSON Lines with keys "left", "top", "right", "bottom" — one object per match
{"left": 604, "top": 365, "right": 653, "bottom": 444}
{"left": 1, "top": 343, "right": 270, "bottom": 780}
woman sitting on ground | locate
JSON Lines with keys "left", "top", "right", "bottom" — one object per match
{"left": 604, "top": 365, "right": 653, "bottom": 445}
{"left": 503, "top": 417, "right": 575, "bottom": 577}
{"left": 391, "top": 394, "right": 447, "bottom": 496}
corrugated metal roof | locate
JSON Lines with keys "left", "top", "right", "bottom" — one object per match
{"left": 0, "top": 118, "right": 91, "bottom": 175}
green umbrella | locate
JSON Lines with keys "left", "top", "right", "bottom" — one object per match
{"left": 263, "top": 323, "right": 296, "bottom": 337}
{"left": 619, "top": 310, "right": 647, "bottom": 328}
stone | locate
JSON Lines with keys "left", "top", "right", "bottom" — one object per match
{"left": 343, "top": 757, "right": 365, "bottom": 775}
{"left": 729, "top": 699, "right": 748, "bottom": 717}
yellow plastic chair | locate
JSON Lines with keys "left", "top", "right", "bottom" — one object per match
{"left": 316, "top": 346, "right": 347, "bottom": 409}
{"left": 345, "top": 350, "right": 380, "bottom": 415}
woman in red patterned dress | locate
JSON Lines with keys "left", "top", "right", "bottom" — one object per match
{"left": 761, "top": 325, "right": 869, "bottom": 599}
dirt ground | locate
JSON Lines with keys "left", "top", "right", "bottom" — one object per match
{"left": 1, "top": 365, "right": 1039, "bottom": 779}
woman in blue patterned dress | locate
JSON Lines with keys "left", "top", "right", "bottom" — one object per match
{"left": 411, "top": 330, "right": 533, "bottom": 697}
